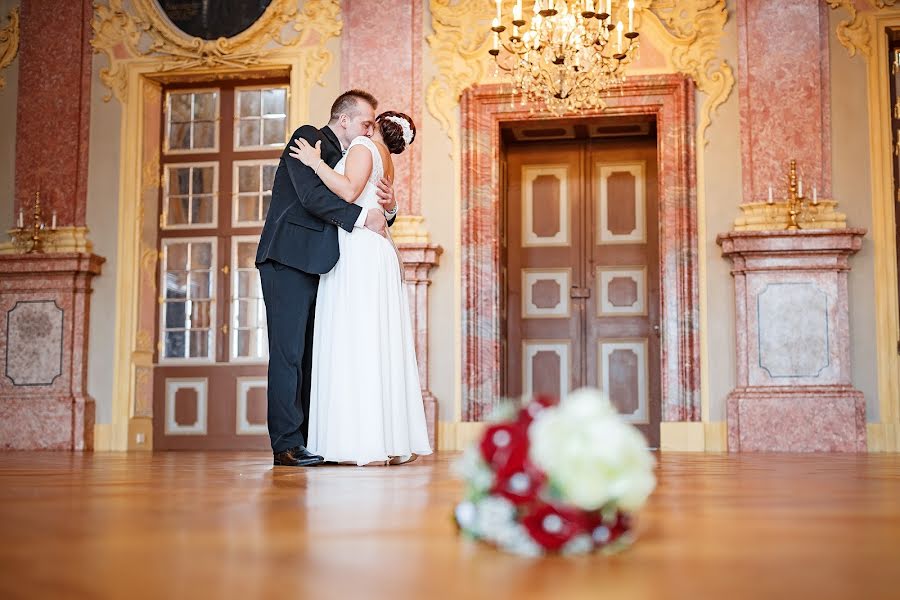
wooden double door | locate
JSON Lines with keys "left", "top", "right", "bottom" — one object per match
{"left": 504, "top": 138, "right": 661, "bottom": 445}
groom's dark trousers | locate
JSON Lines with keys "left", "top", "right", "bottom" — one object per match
{"left": 255, "top": 125, "right": 362, "bottom": 453}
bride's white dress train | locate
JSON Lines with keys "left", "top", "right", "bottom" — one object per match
{"left": 307, "top": 136, "right": 433, "bottom": 466}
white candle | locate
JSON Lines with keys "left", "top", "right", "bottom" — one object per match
{"left": 533, "top": 0, "right": 540, "bottom": 15}
{"left": 798, "top": 178, "right": 803, "bottom": 198}
{"left": 628, "top": 0, "right": 634, "bottom": 31}
{"left": 17, "top": 208, "right": 23, "bottom": 228}
{"left": 493, "top": 30, "right": 499, "bottom": 50}
{"left": 51, "top": 210, "right": 57, "bottom": 230}
{"left": 497, "top": 0, "right": 502, "bottom": 21}
{"left": 812, "top": 185, "right": 818, "bottom": 205}
{"left": 606, "top": 0, "right": 611, "bottom": 16}
{"left": 586, "top": 0, "right": 594, "bottom": 12}
{"left": 767, "top": 184, "right": 773, "bottom": 204}
{"left": 617, "top": 21, "right": 623, "bottom": 53}
{"left": 515, "top": 0, "right": 522, "bottom": 20}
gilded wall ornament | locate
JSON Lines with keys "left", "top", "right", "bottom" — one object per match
{"left": 0, "top": 6, "right": 19, "bottom": 90}
{"left": 427, "top": 0, "right": 733, "bottom": 147}
{"left": 91, "top": 0, "right": 341, "bottom": 102}
{"left": 826, "top": 0, "right": 900, "bottom": 58}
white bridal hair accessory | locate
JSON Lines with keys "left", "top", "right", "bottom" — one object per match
{"left": 384, "top": 115, "right": 414, "bottom": 146}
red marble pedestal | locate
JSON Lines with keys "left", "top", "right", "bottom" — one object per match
{"left": 399, "top": 243, "right": 442, "bottom": 450}
{"left": 0, "top": 253, "right": 104, "bottom": 450}
{"left": 717, "top": 229, "right": 867, "bottom": 452}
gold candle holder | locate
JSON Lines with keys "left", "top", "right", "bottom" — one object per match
{"left": 11, "top": 191, "right": 58, "bottom": 253}
{"left": 765, "top": 159, "right": 819, "bottom": 230}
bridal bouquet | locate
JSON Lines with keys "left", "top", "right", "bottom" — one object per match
{"left": 453, "top": 388, "right": 656, "bottom": 556}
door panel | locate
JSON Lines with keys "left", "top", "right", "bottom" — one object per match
{"left": 504, "top": 137, "right": 661, "bottom": 446}
{"left": 506, "top": 145, "right": 584, "bottom": 399}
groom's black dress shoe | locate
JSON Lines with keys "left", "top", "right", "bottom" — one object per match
{"left": 273, "top": 446, "right": 325, "bottom": 467}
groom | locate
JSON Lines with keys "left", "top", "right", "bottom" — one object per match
{"left": 256, "top": 90, "right": 397, "bottom": 467}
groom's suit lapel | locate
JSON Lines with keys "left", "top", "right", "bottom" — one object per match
{"left": 319, "top": 126, "right": 343, "bottom": 166}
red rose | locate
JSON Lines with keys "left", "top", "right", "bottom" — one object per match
{"left": 479, "top": 423, "right": 528, "bottom": 476}
{"left": 491, "top": 460, "right": 546, "bottom": 505}
{"left": 521, "top": 502, "right": 591, "bottom": 552}
{"left": 516, "top": 394, "right": 559, "bottom": 426}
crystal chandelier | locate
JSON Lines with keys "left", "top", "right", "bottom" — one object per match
{"left": 488, "top": 0, "right": 640, "bottom": 114}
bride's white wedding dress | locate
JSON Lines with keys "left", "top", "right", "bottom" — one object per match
{"left": 307, "top": 136, "right": 433, "bottom": 466}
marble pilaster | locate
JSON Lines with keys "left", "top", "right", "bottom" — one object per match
{"left": 0, "top": 253, "right": 104, "bottom": 449}
{"left": 717, "top": 229, "right": 867, "bottom": 452}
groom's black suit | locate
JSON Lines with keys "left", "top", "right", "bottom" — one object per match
{"left": 255, "top": 125, "right": 392, "bottom": 453}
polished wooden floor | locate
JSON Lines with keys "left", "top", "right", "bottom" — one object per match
{"left": 1, "top": 452, "right": 899, "bottom": 599}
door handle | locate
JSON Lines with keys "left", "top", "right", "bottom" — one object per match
{"left": 652, "top": 324, "right": 660, "bottom": 337}
{"left": 570, "top": 286, "right": 591, "bottom": 299}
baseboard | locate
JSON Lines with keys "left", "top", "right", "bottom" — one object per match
{"left": 93, "top": 423, "right": 112, "bottom": 451}
{"left": 437, "top": 421, "right": 487, "bottom": 451}
{"left": 867, "top": 423, "right": 900, "bottom": 452}
{"left": 128, "top": 417, "right": 153, "bottom": 451}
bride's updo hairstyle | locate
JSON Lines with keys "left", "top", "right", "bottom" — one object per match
{"left": 376, "top": 111, "right": 416, "bottom": 154}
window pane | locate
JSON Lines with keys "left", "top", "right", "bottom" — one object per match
{"left": 236, "top": 299, "right": 255, "bottom": 328}
{"left": 169, "top": 93, "right": 192, "bottom": 123}
{"left": 165, "top": 301, "right": 186, "bottom": 328}
{"left": 236, "top": 241, "right": 257, "bottom": 269}
{"left": 262, "top": 88, "right": 286, "bottom": 116}
{"left": 239, "top": 120, "right": 260, "bottom": 147}
{"left": 164, "top": 331, "right": 186, "bottom": 359}
{"left": 187, "top": 300, "right": 212, "bottom": 329}
{"left": 237, "top": 270, "right": 260, "bottom": 298}
{"left": 263, "top": 165, "right": 277, "bottom": 189}
{"left": 191, "top": 196, "right": 214, "bottom": 225}
{"left": 167, "top": 197, "right": 190, "bottom": 226}
{"left": 238, "top": 90, "right": 261, "bottom": 118}
{"left": 238, "top": 165, "right": 259, "bottom": 193}
{"left": 166, "top": 243, "right": 188, "bottom": 270}
{"left": 192, "top": 122, "right": 216, "bottom": 149}
{"left": 168, "top": 123, "right": 191, "bottom": 150}
{"left": 193, "top": 92, "right": 218, "bottom": 121}
{"left": 237, "top": 195, "right": 258, "bottom": 222}
{"left": 165, "top": 272, "right": 188, "bottom": 299}
{"left": 169, "top": 167, "right": 191, "bottom": 196}
{"left": 189, "top": 272, "right": 211, "bottom": 299}
{"left": 190, "top": 243, "right": 212, "bottom": 269}
{"left": 189, "top": 330, "right": 209, "bottom": 358}
{"left": 235, "top": 329, "right": 267, "bottom": 359}
{"left": 193, "top": 166, "right": 215, "bottom": 194}
{"left": 263, "top": 117, "right": 285, "bottom": 146}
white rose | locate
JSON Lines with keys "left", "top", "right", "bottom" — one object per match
{"left": 528, "top": 387, "right": 656, "bottom": 511}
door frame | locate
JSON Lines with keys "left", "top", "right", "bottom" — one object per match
{"left": 460, "top": 75, "right": 699, "bottom": 423}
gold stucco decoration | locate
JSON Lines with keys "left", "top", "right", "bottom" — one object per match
{"left": 91, "top": 0, "right": 342, "bottom": 102}
{"left": 825, "top": 0, "right": 900, "bottom": 58}
{"left": 426, "top": 0, "right": 734, "bottom": 147}
{"left": 0, "top": 6, "right": 19, "bottom": 90}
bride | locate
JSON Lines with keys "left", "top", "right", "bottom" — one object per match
{"left": 288, "top": 111, "right": 432, "bottom": 466}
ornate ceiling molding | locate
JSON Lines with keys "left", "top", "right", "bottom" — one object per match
{"left": 91, "top": 0, "right": 341, "bottom": 102}
{"left": 0, "top": 6, "right": 19, "bottom": 90}
{"left": 426, "top": 0, "right": 733, "bottom": 148}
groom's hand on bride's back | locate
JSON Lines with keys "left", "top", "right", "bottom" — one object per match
{"left": 364, "top": 208, "right": 388, "bottom": 237}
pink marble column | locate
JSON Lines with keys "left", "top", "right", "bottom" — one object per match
{"left": 340, "top": 0, "right": 422, "bottom": 215}
{"left": 14, "top": 0, "right": 93, "bottom": 226}
{"left": 737, "top": 0, "right": 831, "bottom": 202}
{"left": 0, "top": 254, "right": 104, "bottom": 450}
{"left": 400, "top": 245, "right": 442, "bottom": 449}
{"left": 717, "top": 230, "right": 867, "bottom": 452}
